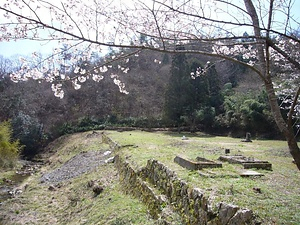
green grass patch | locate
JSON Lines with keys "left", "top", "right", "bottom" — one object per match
{"left": 106, "top": 130, "right": 300, "bottom": 224}
{"left": 1, "top": 130, "right": 299, "bottom": 224}
{"left": 0, "top": 131, "right": 157, "bottom": 225}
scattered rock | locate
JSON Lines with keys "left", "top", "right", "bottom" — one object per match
{"left": 8, "top": 188, "right": 22, "bottom": 197}
{"left": 105, "top": 157, "right": 115, "bottom": 164}
{"left": 103, "top": 151, "right": 112, "bottom": 156}
{"left": 253, "top": 187, "right": 262, "bottom": 194}
{"left": 93, "top": 184, "right": 104, "bottom": 196}
{"left": 40, "top": 150, "right": 112, "bottom": 183}
{"left": 87, "top": 180, "right": 97, "bottom": 188}
{"left": 87, "top": 180, "right": 104, "bottom": 196}
{"left": 48, "top": 185, "right": 56, "bottom": 191}
{"left": 2, "top": 178, "right": 13, "bottom": 185}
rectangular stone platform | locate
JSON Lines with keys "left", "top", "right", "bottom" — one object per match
{"left": 219, "top": 155, "right": 272, "bottom": 170}
{"left": 240, "top": 170, "right": 264, "bottom": 177}
{"left": 174, "top": 156, "right": 222, "bottom": 170}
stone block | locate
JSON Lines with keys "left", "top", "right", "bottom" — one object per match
{"left": 240, "top": 170, "right": 264, "bottom": 177}
{"left": 174, "top": 156, "right": 222, "bottom": 170}
{"left": 218, "top": 202, "right": 239, "bottom": 224}
{"left": 242, "top": 162, "right": 272, "bottom": 170}
{"left": 219, "top": 155, "right": 272, "bottom": 170}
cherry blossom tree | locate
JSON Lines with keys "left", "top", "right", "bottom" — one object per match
{"left": 0, "top": 0, "right": 300, "bottom": 169}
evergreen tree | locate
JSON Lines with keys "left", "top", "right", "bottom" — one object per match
{"left": 189, "top": 60, "right": 222, "bottom": 130}
{"left": 164, "top": 47, "right": 222, "bottom": 131}
{"left": 189, "top": 60, "right": 209, "bottom": 109}
{"left": 205, "top": 62, "right": 223, "bottom": 114}
{"left": 187, "top": 60, "right": 210, "bottom": 129}
{"left": 164, "top": 45, "right": 192, "bottom": 127}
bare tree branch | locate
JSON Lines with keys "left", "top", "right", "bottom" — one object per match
{"left": 60, "top": 2, "right": 84, "bottom": 38}
{"left": 288, "top": 86, "right": 300, "bottom": 129}
{"left": 267, "top": 39, "right": 300, "bottom": 70}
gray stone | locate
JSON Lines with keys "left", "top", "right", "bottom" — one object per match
{"left": 93, "top": 184, "right": 104, "bottom": 196}
{"left": 105, "top": 156, "right": 115, "bottom": 163}
{"left": 228, "top": 209, "right": 254, "bottom": 225}
{"left": 114, "top": 152, "right": 259, "bottom": 225}
{"left": 48, "top": 185, "right": 56, "bottom": 191}
{"left": 218, "top": 202, "right": 239, "bottom": 224}
{"left": 103, "top": 150, "right": 112, "bottom": 156}
{"left": 240, "top": 170, "right": 264, "bottom": 177}
{"left": 191, "top": 188, "right": 204, "bottom": 200}
{"left": 174, "top": 156, "right": 222, "bottom": 170}
{"left": 219, "top": 155, "right": 272, "bottom": 170}
{"left": 241, "top": 132, "right": 252, "bottom": 142}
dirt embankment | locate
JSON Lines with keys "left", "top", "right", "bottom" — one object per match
{"left": 0, "top": 131, "right": 141, "bottom": 225}
{"left": 40, "top": 150, "right": 113, "bottom": 183}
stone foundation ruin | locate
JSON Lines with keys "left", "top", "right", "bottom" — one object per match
{"left": 104, "top": 133, "right": 260, "bottom": 224}
{"left": 174, "top": 155, "right": 222, "bottom": 170}
{"left": 219, "top": 155, "right": 272, "bottom": 170}
{"left": 115, "top": 156, "right": 258, "bottom": 224}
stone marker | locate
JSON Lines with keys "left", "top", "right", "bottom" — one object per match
{"left": 241, "top": 132, "right": 252, "bottom": 142}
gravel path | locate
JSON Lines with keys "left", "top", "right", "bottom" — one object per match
{"left": 40, "top": 150, "right": 113, "bottom": 183}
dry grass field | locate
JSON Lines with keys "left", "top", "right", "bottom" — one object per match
{"left": 0, "top": 130, "right": 299, "bottom": 224}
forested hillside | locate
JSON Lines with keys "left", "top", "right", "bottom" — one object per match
{"left": 0, "top": 47, "right": 283, "bottom": 157}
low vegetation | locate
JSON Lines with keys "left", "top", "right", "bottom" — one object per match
{"left": 0, "top": 131, "right": 157, "bottom": 225}
{"left": 1, "top": 130, "right": 299, "bottom": 224}
{"left": 107, "top": 130, "right": 300, "bottom": 224}
{"left": 0, "top": 121, "right": 21, "bottom": 168}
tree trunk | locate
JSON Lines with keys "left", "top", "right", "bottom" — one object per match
{"left": 244, "top": 0, "right": 300, "bottom": 170}
{"left": 265, "top": 80, "right": 300, "bottom": 170}
{"left": 286, "top": 133, "right": 300, "bottom": 170}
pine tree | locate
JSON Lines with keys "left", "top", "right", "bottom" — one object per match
{"left": 164, "top": 45, "right": 192, "bottom": 127}
{"left": 206, "top": 62, "right": 223, "bottom": 114}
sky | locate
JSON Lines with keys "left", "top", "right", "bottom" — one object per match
{"left": 0, "top": 0, "right": 299, "bottom": 58}
{"left": 0, "top": 40, "right": 57, "bottom": 58}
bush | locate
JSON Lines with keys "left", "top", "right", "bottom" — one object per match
{"left": 219, "top": 90, "right": 278, "bottom": 137}
{"left": 12, "top": 112, "right": 45, "bottom": 157}
{"left": 0, "top": 121, "right": 21, "bottom": 168}
{"left": 57, "top": 117, "right": 106, "bottom": 136}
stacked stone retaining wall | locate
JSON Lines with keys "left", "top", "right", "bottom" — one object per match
{"left": 115, "top": 156, "right": 259, "bottom": 225}
{"left": 104, "top": 132, "right": 259, "bottom": 224}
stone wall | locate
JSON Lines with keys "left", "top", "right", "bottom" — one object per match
{"left": 104, "top": 132, "right": 259, "bottom": 224}
{"left": 139, "top": 158, "right": 209, "bottom": 224}
{"left": 114, "top": 155, "right": 167, "bottom": 219}
{"left": 115, "top": 155, "right": 259, "bottom": 225}
{"left": 102, "top": 133, "right": 120, "bottom": 151}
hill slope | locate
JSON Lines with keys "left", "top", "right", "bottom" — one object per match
{"left": 0, "top": 131, "right": 161, "bottom": 225}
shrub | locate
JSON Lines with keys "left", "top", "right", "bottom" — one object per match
{"left": 0, "top": 120, "right": 21, "bottom": 168}
{"left": 219, "top": 90, "right": 278, "bottom": 137}
{"left": 57, "top": 117, "right": 106, "bottom": 136}
{"left": 11, "top": 112, "right": 45, "bottom": 157}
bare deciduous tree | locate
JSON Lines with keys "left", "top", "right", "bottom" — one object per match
{"left": 0, "top": 0, "right": 299, "bottom": 169}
